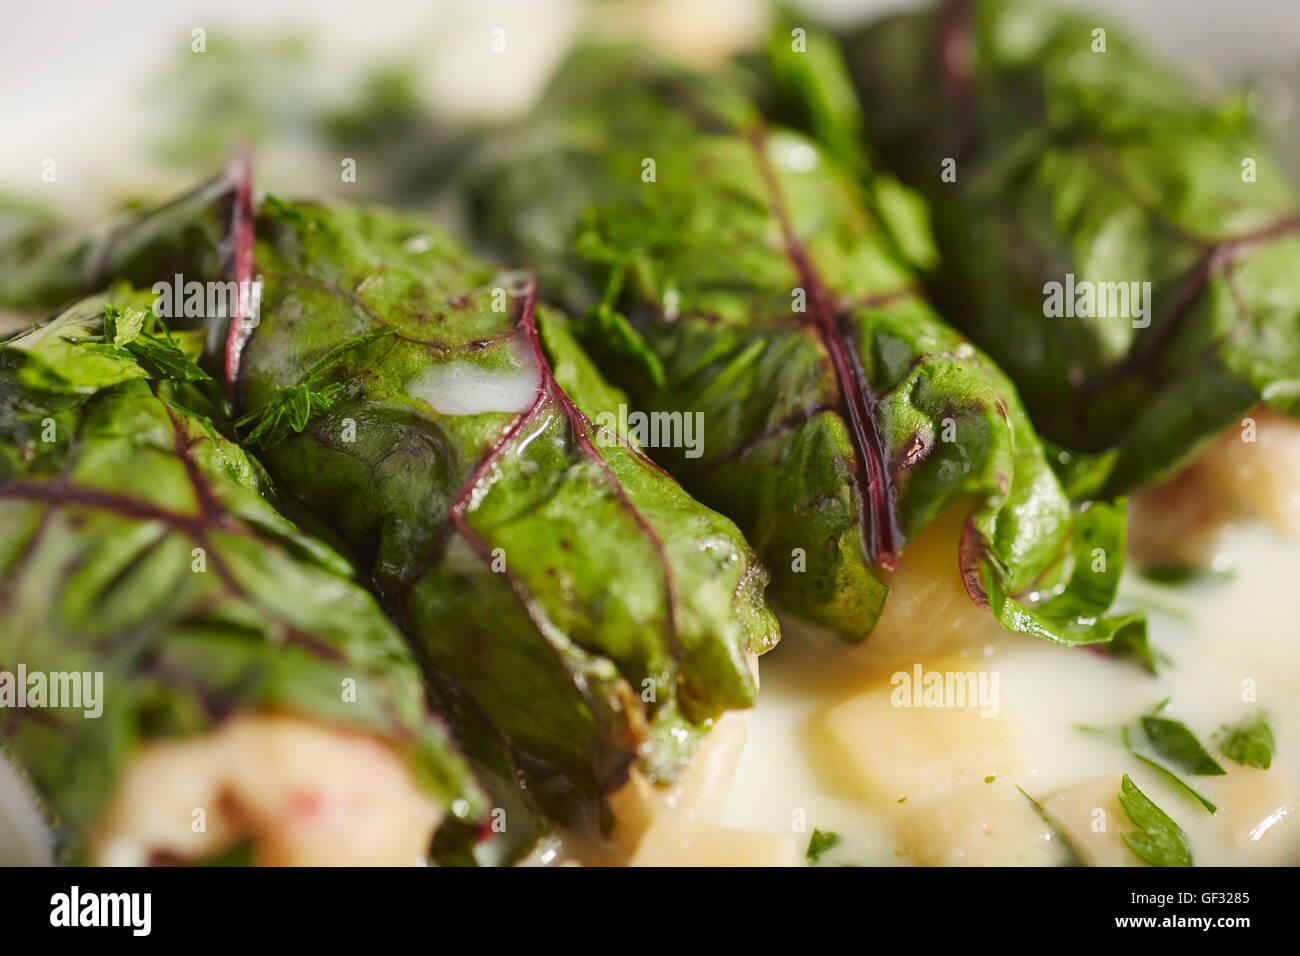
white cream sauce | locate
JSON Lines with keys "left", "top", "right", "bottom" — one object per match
{"left": 718, "top": 519, "right": 1300, "bottom": 866}
{"left": 405, "top": 340, "right": 541, "bottom": 416}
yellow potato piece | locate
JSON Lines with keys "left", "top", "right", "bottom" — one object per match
{"left": 895, "top": 784, "right": 1057, "bottom": 866}
{"left": 869, "top": 504, "right": 1008, "bottom": 661}
{"left": 629, "top": 818, "right": 795, "bottom": 867}
{"left": 821, "top": 659, "right": 1029, "bottom": 802}
{"left": 608, "top": 712, "right": 748, "bottom": 857}
{"left": 1205, "top": 759, "right": 1298, "bottom": 862}
{"left": 1041, "top": 774, "right": 1137, "bottom": 867}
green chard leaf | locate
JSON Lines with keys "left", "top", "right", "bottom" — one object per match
{"left": 0, "top": 170, "right": 245, "bottom": 313}
{"left": 1, "top": 291, "right": 208, "bottom": 399}
{"left": 3, "top": 297, "right": 151, "bottom": 394}
{"left": 1220, "top": 714, "right": 1275, "bottom": 770}
{"left": 233, "top": 327, "right": 397, "bottom": 448}
{"left": 2, "top": 178, "right": 781, "bottom": 832}
{"left": 833, "top": 0, "right": 1300, "bottom": 493}
{"left": 0, "top": 297, "right": 483, "bottom": 862}
{"left": 236, "top": 197, "right": 778, "bottom": 827}
{"left": 459, "top": 45, "right": 1139, "bottom": 648}
{"left": 1117, "top": 774, "right": 1193, "bottom": 867}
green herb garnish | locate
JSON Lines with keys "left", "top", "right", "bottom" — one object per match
{"left": 1121, "top": 705, "right": 1224, "bottom": 813}
{"left": 806, "top": 829, "right": 841, "bottom": 863}
{"left": 1117, "top": 775, "right": 1192, "bottom": 867}
{"left": 1137, "top": 716, "right": 1226, "bottom": 777}
{"left": 103, "top": 303, "right": 209, "bottom": 383}
{"left": 1220, "top": 714, "right": 1275, "bottom": 770}
{"left": 234, "top": 326, "right": 397, "bottom": 448}
{"left": 1016, "top": 786, "right": 1084, "bottom": 867}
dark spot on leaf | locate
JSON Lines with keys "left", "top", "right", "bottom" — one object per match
{"left": 892, "top": 429, "right": 933, "bottom": 474}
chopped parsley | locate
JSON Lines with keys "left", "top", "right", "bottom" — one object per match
{"left": 1016, "top": 786, "right": 1084, "bottom": 867}
{"left": 1220, "top": 714, "right": 1275, "bottom": 770}
{"left": 1122, "top": 704, "right": 1224, "bottom": 813}
{"left": 235, "top": 326, "right": 396, "bottom": 448}
{"left": 1117, "top": 774, "right": 1192, "bottom": 867}
{"left": 805, "top": 829, "right": 841, "bottom": 863}
{"left": 102, "top": 303, "right": 209, "bottom": 383}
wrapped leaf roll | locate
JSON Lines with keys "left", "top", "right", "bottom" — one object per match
{"left": 239, "top": 195, "right": 776, "bottom": 824}
{"left": 460, "top": 46, "right": 1141, "bottom": 648}
{"left": 835, "top": 0, "right": 1300, "bottom": 495}
{"left": 0, "top": 168, "right": 779, "bottom": 830}
{"left": 0, "top": 292, "right": 482, "bottom": 864}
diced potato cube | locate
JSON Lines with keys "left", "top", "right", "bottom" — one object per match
{"left": 1042, "top": 774, "right": 1137, "bottom": 867}
{"left": 1206, "top": 760, "right": 1298, "bottom": 861}
{"left": 869, "top": 504, "right": 1008, "bottom": 660}
{"left": 895, "top": 783, "right": 1057, "bottom": 866}
{"left": 629, "top": 818, "right": 795, "bottom": 867}
{"left": 820, "top": 660, "right": 1029, "bottom": 802}
{"left": 609, "top": 712, "right": 748, "bottom": 856}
